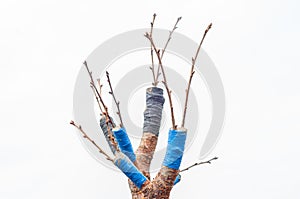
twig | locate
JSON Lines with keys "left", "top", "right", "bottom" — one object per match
{"left": 106, "top": 71, "right": 124, "bottom": 128}
{"left": 83, "top": 61, "right": 114, "bottom": 127}
{"left": 180, "top": 157, "right": 218, "bottom": 173}
{"left": 90, "top": 84, "right": 103, "bottom": 114}
{"left": 144, "top": 33, "right": 177, "bottom": 129}
{"left": 181, "top": 23, "right": 212, "bottom": 127}
{"left": 155, "top": 17, "right": 182, "bottom": 83}
{"left": 97, "top": 78, "right": 103, "bottom": 96}
{"left": 161, "top": 17, "right": 182, "bottom": 58}
{"left": 149, "top": 13, "right": 157, "bottom": 86}
{"left": 70, "top": 120, "right": 114, "bottom": 162}
{"left": 83, "top": 61, "right": 119, "bottom": 152}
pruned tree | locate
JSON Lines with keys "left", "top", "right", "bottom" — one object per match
{"left": 70, "top": 14, "right": 218, "bottom": 199}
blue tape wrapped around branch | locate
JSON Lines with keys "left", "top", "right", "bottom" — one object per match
{"left": 174, "top": 174, "right": 181, "bottom": 185}
{"left": 114, "top": 152, "right": 147, "bottom": 189}
{"left": 100, "top": 116, "right": 116, "bottom": 154}
{"left": 143, "top": 87, "right": 165, "bottom": 136}
{"left": 113, "top": 127, "right": 136, "bottom": 162}
{"left": 163, "top": 128, "right": 187, "bottom": 170}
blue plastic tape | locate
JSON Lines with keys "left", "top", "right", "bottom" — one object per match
{"left": 114, "top": 152, "right": 147, "bottom": 189}
{"left": 143, "top": 87, "right": 165, "bottom": 136}
{"left": 162, "top": 129, "right": 187, "bottom": 170}
{"left": 100, "top": 116, "right": 116, "bottom": 154}
{"left": 174, "top": 174, "right": 181, "bottom": 185}
{"left": 113, "top": 127, "right": 136, "bottom": 162}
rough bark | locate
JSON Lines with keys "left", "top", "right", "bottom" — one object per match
{"left": 135, "top": 132, "right": 158, "bottom": 179}
{"left": 129, "top": 87, "right": 165, "bottom": 198}
{"left": 138, "top": 167, "right": 179, "bottom": 198}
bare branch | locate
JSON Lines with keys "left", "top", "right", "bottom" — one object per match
{"left": 70, "top": 120, "right": 114, "bottom": 162}
{"left": 180, "top": 157, "right": 218, "bottom": 173}
{"left": 155, "top": 16, "right": 182, "bottom": 83}
{"left": 161, "top": 16, "right": 182, "bottom": 58}
{"left": 181, "top": 23, "right": 212, "bottom": 127}
{"left": 106, "top": 71, "right": 124, "bottom": 128}
{"left": 149, "top": 13, "right": 158, "bottom": 86}
{"left": 83, "top": 61, "right": 119, "bottom": 152}
{"left": 144, "top": 33, "right": 177, "bottom": 129}
{"left": 83, "top": 61, "right": 114, "bottom": 126}
{"left": 97, "top": 78, "right": 103, "bottom": 96}
{"left": 90, "top": 84, "right": 103, "bottom": 114}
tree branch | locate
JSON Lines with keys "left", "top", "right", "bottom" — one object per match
{"left": 155, "top": 16, "right": 182, "bottom": 83}
{"left": 149, "top": 13, "right": 157, "bottom": 86}
{"left": 90, "top": 84, "right": 103, "bottom": 114}
{"left": 83, "top": 61, "right": 109, "bottom": 120}
{"left": 180, "top": 156, "right": 218, "bottom": 173}
{"left": 96, "top": 78, "right": 103, "bottom": 96}
{"left": 181, "top": 23, "right": 212, "bottom": 127}
{"left": 106, "top": 71, "right": 124, "bottom": 128}
{"left": 161, "top": 16, "right": 182, "bottom": 58}
{"left": 69, "top": 120, "right": 114, "bottom": 162}
{"left": 83, "top": 61, "right": 119, "bottom": 152}
{"left": 144, "top": 33, "right": 177, "bottom": 130}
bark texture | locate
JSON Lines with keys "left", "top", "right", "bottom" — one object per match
{"left": 129, "top": 87, "right": 165, "bottom": 198}
{"left": 138, "top": 167, "right": 179, "bottom": 198}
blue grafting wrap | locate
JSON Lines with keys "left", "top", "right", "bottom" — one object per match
{"left": 174, "top": 174, "right": 181, "bottom": 185}
{"left": 162, "top": 129, "right": 187, "bottom": 170}
{"left": 143, "top": 87, "right": 165, "bottom": 136}
{"left": 113, "top": 127, "right": 136, "bottom": 162}
{"left": 100, "top": 116, "right": 116, "bottom": 154}
{"left": 114, "top": 152, "right": 147, "bottom": 189}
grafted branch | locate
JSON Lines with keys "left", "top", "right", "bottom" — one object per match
{"left": 149, "top": 13, "right": 157, "bottom": 86}
{"left": 70, "top": 120, "right": 113, "bottom": 162}
{"left": 161, "top": 17, "right": 182, "bottom": 58}
{"left": 144, "top": 33, "right": 177, "bottom": 130}
{"left": 96, "top": 78, "right": 103, "bottom": 96}
{"left": 90, "top": 84, "right": 103, "bottom": 114}
{"left": 155, "top": 16, "right": 182, "bottom": 82}
{"left": 181, "top": 23, "right": 212, "bottom": 127}
{"left": 83, "top": 61, "right": 119, "bottom": 152}
{"left": 106, "top": 71, "right": 124, "bottom": 127}
{"left": 180, "top": 156, "right": 218, "bottom": 173}
{"left": 135, "top": 17, "right": 182, "bottom": 184}
{"left": 84, "top": 61, "right": 104, "bottom": 110}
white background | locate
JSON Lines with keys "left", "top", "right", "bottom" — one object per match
{"left": 1, "top": 0, "right": 299, "bottom": 198}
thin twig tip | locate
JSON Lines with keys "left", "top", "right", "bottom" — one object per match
{"left": 207, "top": 23, "right": 212, "bottom": 31}
{"left": 144, "top": 32, "right": 150, "bottom": 38}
